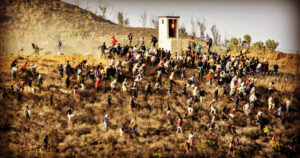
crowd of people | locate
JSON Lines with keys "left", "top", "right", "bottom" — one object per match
{"left": 8, "top": 34, "right": 296, "bottom": 155}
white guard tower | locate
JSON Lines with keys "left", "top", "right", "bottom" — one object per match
{"left": 158, "top": 16, "right": 180, "bottom": 53}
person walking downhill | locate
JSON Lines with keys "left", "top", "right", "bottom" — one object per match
{"left": 128, "top": 33, "right": 133, "bottom": 45}
{"left": 193, "top": 87, "right": 198, "bottom": 101}
{"left": 107, "top": 93, "right": 112, "bottom": 107}
{"left": 58, "top": 40, "right": 62, "bottom": 50}
{"left": 121, "top": 79, "right": 127, "bottom": 93}
{"left": 110, "top": 79, "right": 117, "bottom": 92}
{"left": 208, "top": 72, "right": 212, "bottom": 89}
{"left": 43, "top": 135, "right": 49, "bottom": 150}
{"left": 28, "top": 79, "right": 34, "bottom": 93}
{"left": 268, "top": 96, "right": 275, "bottom": 110}
{"left": 19, "top": 81, "right": 25, "bottom": 93}
{"left": 185, "top": 139, "right": 192, "bottom": 154}
{"left": 214, "top": 87, "right": 219, "bottom": 101}
{"left": 210, "top": 100, "right": 216, "bottom": 115}
{"left": 37, "top": 74, "right": 43, "bottom": 89}
{"left": 244, "top": 103, "right": 250, "bottom": 115}
{"left": 11, "top": 65, "right": 17, "bottom": 80}
{"left": 67, "top": 107, "right": 74, "bottom": 124}
{"left": 188, "top": 104, "right": 193, "bottom": 115}
{"left": 103, "top": 114, "right": 108, "bottom": 131}
{"left": 130, "top": 96, "right": 135, "bottom": 109}
{"left": 32, "top": 64, "right": 37, "bottom": 75}
{"left": 80, "top": 75, "right": 85, "bottom": 90}
{"left": 66, "top": 76, "right": 71, "bottom": 89}
{"left": 167, "top": 105, "right": 171, "bottom": 115}
{"left": 176, "top": 117, "right": 183, "bottom": 133}
{"left": 199, "top": 88, "right": 207, "bottom": 103}
{"left": 24, "top": 106, "right": 30, "bottom": 122}
{"left": 130, "top": 117, "right": 138, "bottom": 133}
{"left": 285, "top": 98, "right": 291, "bottom": 114}
{"left": 59, "top": 64, "right": 64, "bottom": 79}
{"left": 120, "top": 125, "right": 126, "bottom": 137}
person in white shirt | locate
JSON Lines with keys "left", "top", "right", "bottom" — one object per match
{"left": 193, "top": 87, "right": 198, "bottom": 101}
{"left": 109, "top": 58, "right": 114, "bottom": 66}
{"left": 268, "top": 96, "right": 275, "bottom": 110}
{"left": 110, "top": 79, "right": 117, "bottom": 92}
{"left": 121, "top": 79, "right": 127, "bottom": 93}
{"left": 103, "top": 114, "right": 108, "bottom": 131}
{"left": 244, "top": 103, "right": 250, "bottom": 115}
{"left": 285, "top": 98, "right": 291, "bottom": 114}
{"left": 11, "top": 66, "right": 17, "bottom": 79}
{"left": 249, "top": 93, "right": 257, "bottom": 106}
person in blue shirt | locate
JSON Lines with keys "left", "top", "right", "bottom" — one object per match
{"left": 58, "top": 40, "right": 62, "bottom": 49}
{"left": 196, "top": 44, "right": 201, "bottom": 53}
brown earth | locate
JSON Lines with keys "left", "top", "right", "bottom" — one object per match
{"left": 0, "top": 0, "right": 300, "bottom": 157}
{"left": 229, "top": 50, "right": 300, "bottom": 75}
{"left": 0, "top": 53, "right": 299, "bottom": 157}
{"left": 0, "top": 0, "right": 158, "bottom": 55}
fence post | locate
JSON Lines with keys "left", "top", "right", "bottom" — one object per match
{"left": 296, "top": 51, "right": 299, "bottom": 80}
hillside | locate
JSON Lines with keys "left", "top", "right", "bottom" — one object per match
{"left": 228, "top": 50, "right": 300, "bottom": 75}
{"left": 0, "top": 51, "right": 299, "bottom": 157}
{"left": 0, "top": 0, "right": 158, "bottom": 55}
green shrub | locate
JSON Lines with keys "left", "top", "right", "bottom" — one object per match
{"left": 265, "top": 39, "right": 279, "bottom": 51}
{"left": 205, "top": 140, "right": 216, "bottom": 146}
{"left": 151, "top": 153, "right": 162, "bottom": 158}
{"left": 272, "top": 141, "right": 281, "bottom": 151}
{"left": 252, "top": 41, "right": 264, "bottom": 50}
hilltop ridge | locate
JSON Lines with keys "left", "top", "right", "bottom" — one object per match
{"left": 0, "top": 0, "right": 158, "bottom": 55}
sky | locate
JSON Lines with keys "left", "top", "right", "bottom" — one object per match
{"left": 62, "top": 0, "right": 300, "bottom": 53}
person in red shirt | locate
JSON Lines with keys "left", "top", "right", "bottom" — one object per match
{"left": 95, "top": 77, "right": 100, "bottom": 92}
{"left": 176, "top": 117, "right": 182, "bottom": 133}
{"left": 216, "top": 67, "right": 220, "bottom": 75}
{"left": 208, "top": 72, "right": 212, "bottom": 88}
{"left": 111, "top": 36, "right": 117, "bottom": 46}
{"left": 20, "top": 81, "right": 25, "bottom": 92}
{"left": 20, "top": 62, "right": 27, "bottom": 71}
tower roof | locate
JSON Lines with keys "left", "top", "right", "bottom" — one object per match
{"left": 158, "top": 16, "right": 180, "bottom": 19}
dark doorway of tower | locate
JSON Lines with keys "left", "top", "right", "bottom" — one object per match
{"left": 168, "top": 19, "right": 177, "bottom": 38}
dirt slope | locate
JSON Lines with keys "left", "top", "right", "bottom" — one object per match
{"left": 229, "top": 50, "right": 300, "bottom": 75}
{"left": 0, "top": 0, "right": 158, "bottom": 55}
{"left": 0, "top": 53, "right": 299, "bottom": 157}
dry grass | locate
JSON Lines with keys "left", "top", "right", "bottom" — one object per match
{"left": 0, "top": 0, "right": 158, "bottom": 56}
{"left": 0, "top": 54, "right": 299, "bottom": 157}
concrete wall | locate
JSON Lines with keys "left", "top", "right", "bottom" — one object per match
{"left": 158, "top": 17, "right": 179, "bottom": 52}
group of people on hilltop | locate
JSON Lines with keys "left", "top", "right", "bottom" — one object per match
{"left": 9, "top": 33, "right": 296, "bottom": 155}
